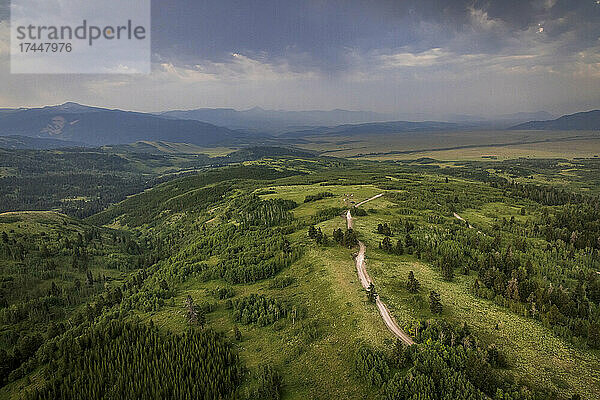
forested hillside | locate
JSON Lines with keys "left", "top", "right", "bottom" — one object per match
{"left": 0, "top": 155, "right": 598, "bottom": 399}
{"left": 0, "top": 146, "right": 315, "bottom": 219}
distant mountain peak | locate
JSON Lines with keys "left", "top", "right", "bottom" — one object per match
{"left": 160, "top": 107, "right": 395, "bottom": 133}
{"left": 510, "top": 109, "right": 600, "bottom": 130}
{"left": 42, "top": 102, "right": 100, "bottom": 113}
{"left": 0, "top": 103, "right": 242, "bottom": 146}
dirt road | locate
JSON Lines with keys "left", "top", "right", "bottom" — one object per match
{"left": 453, "top": 212, "right": 473, "bottom": 229}
{"left": 347, "top": 196, "right": 414, "bottom": 345}
{"left": 354, "top": 193, "right": 384, "bottom": 208}
{"left": 454, "top": 212, "right": 487, "bottom": 235}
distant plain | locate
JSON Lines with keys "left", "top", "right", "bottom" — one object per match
{"left": 290, "top": 130, "right": 600, "bottom": 160}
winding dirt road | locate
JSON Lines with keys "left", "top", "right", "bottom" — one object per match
{"left": 453, "top": 212, "right": 473, "bottom": 228}
{"left": 347, "top": 197, "right": 414, "bottom": 345}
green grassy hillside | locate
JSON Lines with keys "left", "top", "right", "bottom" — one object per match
{"left": 1, "top": 157, "right": 598, "bottom": 399}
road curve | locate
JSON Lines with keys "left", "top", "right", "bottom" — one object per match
{"left": 347, "top": 196, "right": 414, "bottom": 345}
{"left": 354, "top": 193, "right": 384, "bottom": 208}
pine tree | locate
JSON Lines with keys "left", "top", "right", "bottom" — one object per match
{"left": 333, "top": 228, "right": 344, "bottom": 244}
{"left": 429, "top": 291, "right": 442, "bottom": 314}
{"left": 198, "top": 310, "right": 206, "bottom": 329}
{"left": 184, "top": 295, "right": 198, "bottom": 326}
{"left": 441, "top": 262, "right": 454, "bottom": 281}
{"left": 382, "top": 236, "right": 393, "bottom": 252}
{"left": 406, "top": 271, "right": 420, "bottom": 293}
{"left": 343, "top": 229, "right": 358, "bottom": 248}
{"left": 49, "top": 281, "right": 60, "bottom": 297}
{"left": 405, "top": 233, "right": 414, "bottom": 253}
{"left": 395, "top": 239, "right": 404, "bottom": 255}
{"left": 86, "top": 270, "right": 94, "bottom": 286}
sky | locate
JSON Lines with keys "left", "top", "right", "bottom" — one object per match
{"left": 0, "top": 0, "right": 599, "bottom": 119}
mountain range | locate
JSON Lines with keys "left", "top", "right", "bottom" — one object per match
{"left": 161, "top": 108, "right": 560, "bottom": 132}
{"left": 0, "top": 103, "right": 244, "bottom": 147}
{"left": 159, "top": 107, "right": 394, "bottom": 133}
{"left": 0, "top": 103, "right": 598, "bottom": 149}
{"left": 510, "top": 110, "right": 600, "bottom": 130}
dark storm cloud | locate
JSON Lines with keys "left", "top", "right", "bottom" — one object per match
{"left": 150, "top": 0, "right": 599, "bottom": 70}
{"left": 1, "top": 0, "right": 596, "bottom": 67}
{"left": 151, "top": 0, "right": 413, "bottom": 70}
{"left": 475, "top": 0, "right": 541, "bottom": 28}
{"left": 150, "top": 0, "right": 477, "bottom": 65}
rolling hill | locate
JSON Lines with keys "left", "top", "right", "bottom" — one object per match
{"left": 510, "top": 110, "right": 600, "bottom": 130}
{"left": 0, "top": 135, "right": 86, "bottom": 149}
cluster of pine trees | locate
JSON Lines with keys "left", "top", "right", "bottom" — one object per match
{"left": 235, "top": 196, "right": 297, "bottom": 227}
{"left": 539, "top": 204, "right": 600, "bottom": 250}
{"left": 411, "top": 216, "right": 600, "bottom": 348}
{"left": 0, "top": 222, "right": 153, "bottom": 385}
{"left": 377, "top": 223, "right": 392, "bottom": 236}
{"left": 304, "top": 191, "right": 334, "bottom": 203}
{"left": 356, "top": 320, "right": 565, "bottom": 400}
{"left": 500, "top": 180, "right": 599, "bottom": 207}
{"left": 126, "top": 227, "right": 299, "bottom": 314}
{"left": 311, "top": 207, "right": 346, "bottom": 224}
{"left": 378, "top": 236, "right": 406, "bottom": 255}
{"left": 26, "top": 319, "right": 244, "bottom": 400}
{"left": 0, "top": 149, "right": 170, "bottom": 218}
{"left": 366, "top": 173, "right": 600, "bottom": 349}
{"left": 332, "top": 228, "right": 358, "bottom": 248}
{"left": 308, "top": 225, "right": 329, "bottom": 245}
{"left": 230, "top": 294, "right": 293, "bottom": 327}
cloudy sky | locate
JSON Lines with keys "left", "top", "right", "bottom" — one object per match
{"left": 0, "top": 0, "right": 599, "bottom": 118}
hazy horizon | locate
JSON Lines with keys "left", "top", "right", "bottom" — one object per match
{"left": 0, "top": 100, "right": 575, "bottom": 124}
